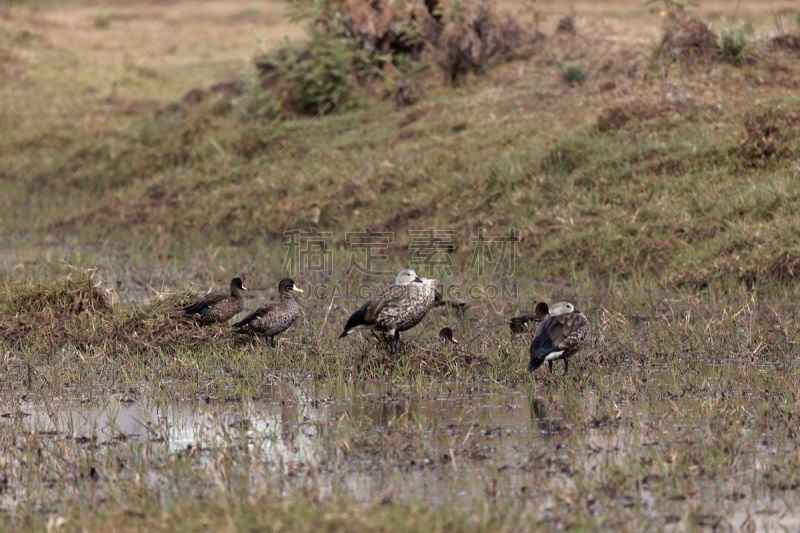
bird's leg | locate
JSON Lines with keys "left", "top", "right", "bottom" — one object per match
{"left": 564, "top": 359, "right": 569, "bottom": 375}
{"left": 386, "top": 331, "right": 401, "bottom": 355}
{"left": 385, "top": 333, "right": 396, "bottom": 355}
{"left": 269, "top": 336, "right": 276, "bottom": 348}
{"left": 548, "top": 360, "right": 553, "bottom": 374}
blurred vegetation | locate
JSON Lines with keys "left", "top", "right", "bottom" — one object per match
{"left": 2, "top": 0, "right": 800, "bottom": 289}
{"left": 716, "top": 20, "right": 753, "bottom": 64}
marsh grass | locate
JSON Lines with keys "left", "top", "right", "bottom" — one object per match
{"left": 2, "top": 271, "right": 797, "bottom": 398}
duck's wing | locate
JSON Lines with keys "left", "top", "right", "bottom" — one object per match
{"left": 182, "top": 290, "right": 227, "bottom": 315}
{"left": 339, "top": 284, "right": 412, "bottom": 337}
{"left": 528, "top": 312, "right": 588, "bottom": 371}
{"left": 232, "top": 303, "right": 279, "bottom": 329}
{"left": 433, "top": 289, "right": 469, "bottom": 311}
{"left": 510, "top": 302, "right": 549, "bottom": 334}
{"left": 555, "top": 312, "right": 589, "bottom": 353}
{"left": 510, "top": 314, "right": 538, "bottom": 334}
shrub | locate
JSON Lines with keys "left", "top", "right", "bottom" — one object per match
{"left": 93, "top": 10, "right": 112, "bottom": 29}
{"left": 244, "top": 0, "right": 537, "bottom": 114}
{"left": 277, "top": 29, "right": 365, "bottom": 115}
{"left": 556, "top": 15, "right": 575, "bottom": 34}
{"left": 562, "top": 65, "right": 586, "bottom": 85}
{"left": 658, "top": 15, "right": 716, "bottom": 61}
{"left": 716, "top": 20, "right": 752, "bottom": 65}
{"left": 236, "top": 66, "right": 280, "bottom": 120}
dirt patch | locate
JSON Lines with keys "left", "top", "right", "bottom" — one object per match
{"left": 771, "top": 33, "right": 800, "bottom": 52}
{"left": 657, "top": 15, "right": 716, "bottom": 61}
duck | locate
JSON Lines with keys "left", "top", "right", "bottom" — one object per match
{"left": 232, "top": 278, "right": 303, "bottom": 346}
{"left": 182, "top": 277, "right": 247, "bottom": 325}
{"left": 339, "top": 269, "right": 437, "bottom": 355}
{"left": 527, "top": 301, "right": 589, "bottom": 375}
{"left": 509, "top": 302, "right": 550, "bottom": 335}
{"left": 438, "top": 327, "right": 459, "bottom": 345}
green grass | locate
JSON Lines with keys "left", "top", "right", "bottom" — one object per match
{"left": 3, "top": 35, "right": 799, "bottom": 287}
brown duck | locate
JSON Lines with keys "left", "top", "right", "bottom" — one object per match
{"left": 232, "top": 278, "right": 303, "bottom": 346}
{"left": 438, "top": 327, "right": 459, "bottom": 345}
{"left": 509, "top": 302, "right": 550, "bottom": 335}
{"left": 339, "top": 269, "right": 437, "bottom": 355}
{"left": 182, "top": 277, "right": 246, "bottom": 325}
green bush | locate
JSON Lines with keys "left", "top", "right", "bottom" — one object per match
{"left": 277, "top": 30, "right": 364, "bottom": 116}
{"left": 562, "top": 65, "right": 586, "bottom": 85}
{"left": 716, "top": 21, "right": 752, "bottom": 65}
{"left": 236, "top": 66, "right": 280, "bottom": 121}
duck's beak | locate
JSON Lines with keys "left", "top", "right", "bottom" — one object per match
{"left": 242, "top": 284, "right": 248, "bottom": 291}
{"left": 292, "top": 284, "right": 304, "bottom": 293}
{"left": 414, "top": 276, "right": 423, "bottom": 283}
{"left": 451, "top": 336, "right": 459, "bottom": 344}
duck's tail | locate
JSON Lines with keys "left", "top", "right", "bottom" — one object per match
{"left": 339, "top": 306, "right": 368, "bottom": 338}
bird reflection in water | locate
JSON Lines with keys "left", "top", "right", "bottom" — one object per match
{"left": 529, "top": 396, "right": 563, "bottom": 436}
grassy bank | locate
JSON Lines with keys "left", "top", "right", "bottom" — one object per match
{"left": 3, "top": 7, "right": 800, "bottom": 287}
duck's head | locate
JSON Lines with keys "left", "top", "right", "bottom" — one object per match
{"left": 278, "top": 278, "right": 303, "bottom": 296}
{"left": 230, "top": 277, "right": 247, "bottom": 294}
{"left": 395, "top": 269, "right": 422, "bottom": 285}
{"left": 549, "top": 302, "right": 577, "bottom": 316}
{"left": 534, "top": 301, "right": 549, "bottom": 320}
{"left": 439, "top": 327, "right": 459, "bottom": 345}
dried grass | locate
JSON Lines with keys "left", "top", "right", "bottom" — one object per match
{"left": 0, "top": 274, "right": 233, "bottom": 354}
{"left": 0, "top": 271, "right": 112, "bottom": 346}
{"left": 736, "top": 107, "right": 800, "bottom": 166}
{"left": 108, "top": 291, "right": 232, "bottom": 355}
{"left": 440, "top": 0, "right": 530, "bottom": 84}
{"left": 595, "top": 98, "right": 711, "bottom": 132}
{"left": 771, "top": 33, "right": 800, "bottom": 53}
{"left": 657, "top": 14, "right": 716, "bottom": 61}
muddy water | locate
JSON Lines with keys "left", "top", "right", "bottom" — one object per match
{"left": 3, "top": 383, "right": 799, "bottom": 529}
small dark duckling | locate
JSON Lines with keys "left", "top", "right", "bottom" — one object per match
{"left": 439, "top": 327, "right": 459, "bottom": 345}
{"left": 232, "top": 278, "right": 303, "bottom": 346}
{"left": 509, "top": 302, "right": 550, "bottom": 335}
{"left": 182, "top": 277, "right": 247, "bottom": 325}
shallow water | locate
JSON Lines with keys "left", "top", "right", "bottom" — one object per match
{"left": 2, "top": 380, "right": 798, "bottom": 528}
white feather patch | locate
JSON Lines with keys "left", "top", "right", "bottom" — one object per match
{"left": 545, "top": 351, "right": 565, "bottom": 361}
